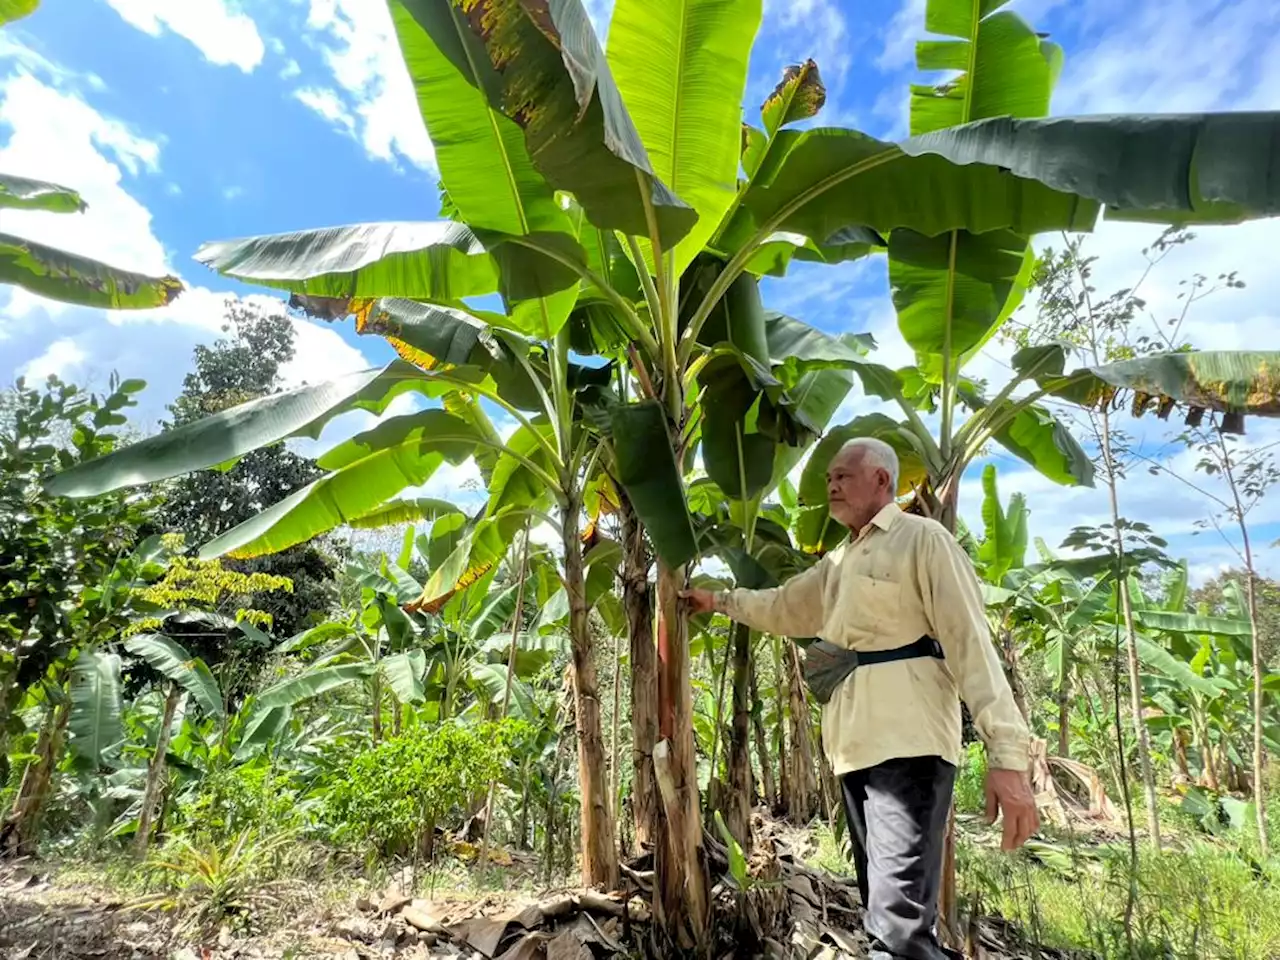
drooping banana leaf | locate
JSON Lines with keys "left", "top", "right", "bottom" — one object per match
{"left": 423, "top": 0, "right": 695, "bottom": 248}
{"left": 904, "top": 112, "right": 1280, "bottom": 227}
{"left": 254, "top": 663, "right": 372, "bottom": 710}
{"left": 199, "top": 410, "right": 486, "bottom": 559}
{"left": 609, "top": 400, "right": 699, "bottom": 568}
{"left": 0, "top": 173, "right": 85, "bottom": 213}
{"left": 68, "top": 651, "right": 123, "bottom": 769}
{"left": 123, "top": 634, "right": 224, "bottom": 719}
{"left": 0, "top": 233, "right": 182, "bottom": 310}
{"left": 45, "top": 362, "right": 429, "bottom": 498}
{"left": 347, "top": 497, "right": 464, "bottom": 529}
{"left": 194, "top": 221, "right": 499, "bottom": 302}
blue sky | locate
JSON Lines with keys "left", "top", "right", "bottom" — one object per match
{"left": 4, "top": 0, "right": 1280, "bottom": 583}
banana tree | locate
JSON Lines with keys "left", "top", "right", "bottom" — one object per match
{"left": 0, "top": 4, "right": 182, "bottom": 308}
{"left": 52, "top": 0, "right": 1280, "bottom": 943}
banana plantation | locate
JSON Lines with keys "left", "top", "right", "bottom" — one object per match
{"left": 3, "top": 0, "right": 1280, "bottom": 958}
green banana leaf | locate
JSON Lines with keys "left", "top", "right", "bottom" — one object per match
{"left": 232, "top": 704, "right": 292, "bottom": 761}
{"left": 194, "top": 221, "right": 499, "bottom": 302}
{"left": 421, "top": 0, "right": 695, "bottom": 248}
{"left": 0, "top": 232, "right": 182, "bottom": 310}
{"left": 381, "top": 650, "right": 427, "bottom": 704}
{"left": 890, "top": 1, "right": 1054, "bottom": 384}
{"left": 957, "top": 383, "right": 1094, "bottom": 486}
{"left": 743, "top": 228, "right": 884, "bottom": 278}
{"left": 255, "top": 663, "right": 372, "bottom": 710}
{"left": 609, "top": 400, "right": 699, "bottom": 568}
{"left": 389, "top": 1, "right": 574, "bottom": 241}
{"left": 45, "top": 363, "right": 416, "bottom": 497}
{"left": 0, "top": 0, "right": 37, "bottom": 26}
{"left": 902, "top": 113, "right": 1280, "bottom": 226}
{"left": 123, "top": 634, "right": 224, "bottom": 719}
{"left": 606, "top": 0, "right": 761, "bottom": 273}
{"left": 730, "top": 126, "right": 1097, "bottom": 253}
{"left": 1133, "top": 610, "right": 1255, "bottom": 638}
{"left": 200, "top": 410, "right": 485, "bottom": 559}
{"left": 347, "top": 497, "right": 463, "bottom": 529}
{"left": 69, "top": 651, "right": 123, "bottom": 769}
{"left": 977, "top": 464, "right": 1028, "bottom": 584}
{"left": 0, "top": 173, "right": 85, "bottom": 212}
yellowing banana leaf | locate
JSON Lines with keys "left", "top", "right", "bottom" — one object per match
{"left": 0, "top": 232, "right": 182, "bottom": 310}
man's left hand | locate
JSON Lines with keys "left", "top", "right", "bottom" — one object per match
{"left": 985, "top": 768, "right": 1039, "bottom": 851}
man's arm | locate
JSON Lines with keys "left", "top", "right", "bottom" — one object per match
{"left": 682, "top": 556, "right": 831, "bottom": 638}
{"left": 917, "top": 525, "right": 1039, "bottom": 849}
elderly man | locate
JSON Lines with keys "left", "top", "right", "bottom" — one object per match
{"left": 682, "top": 437, "right": 1037, "bottom": 960}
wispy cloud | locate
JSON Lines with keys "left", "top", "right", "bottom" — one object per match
{"left": 102, "top": 0, "right": 265, "bottom": 73}
{"left": 298, "top": 0, "right": 435, "bottom": 173}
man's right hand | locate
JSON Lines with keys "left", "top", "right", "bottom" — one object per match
{"left": 679, "top": 588, "right": 717, "bottom": 614}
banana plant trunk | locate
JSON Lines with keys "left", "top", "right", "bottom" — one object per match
{"left": 620, "top": 493, "right": 658, "bottom": 853}
{"left": 750, "top": 664, "right": 776, "bottom": 808}
{"left": 653, "top": 563, "right": 709, "bottom": 951}
{"left": 1057, "top": 682, "right": 1072, "bottom": 757}
{"left": 134, "top": 682, "right": 181, "bottom": 856}
{"left": 785, "top": 641, "right": 819, "bottom": 823}
{"left": 725, "top": 621, "right": 754, "bottom": 849}
{"left": 1, "top": 700, "right": 69, "bottom": 858}
{"left": 561, "top": 495, "right": 619, "bottom": 889}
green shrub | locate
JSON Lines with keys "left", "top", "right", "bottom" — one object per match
{"left": 955, "top": 741, "right": 988, "bottom": 815}
{"left": 321, "top": 719, "right": 523, "bottom": 859}
{"left": 176, "top": 762, "right": 306, "bottom": 846}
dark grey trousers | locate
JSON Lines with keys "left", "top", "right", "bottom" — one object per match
{"left": 839, "top": 755, "right": 959, "bottom": 960}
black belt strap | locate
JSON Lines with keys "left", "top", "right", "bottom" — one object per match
{"left": 802, "top": 635, "right": 944, "bottom": 705}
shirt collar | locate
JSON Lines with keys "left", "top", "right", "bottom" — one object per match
{"left": 854, "top": 502, "right": 901, "bottom": 541}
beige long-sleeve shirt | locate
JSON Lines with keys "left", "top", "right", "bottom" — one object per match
{"left": 716, "top": 503, "right": 1029, "bottom": 775}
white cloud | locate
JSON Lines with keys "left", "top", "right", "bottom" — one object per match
{"left": 280, "top": 59, "right": 302, "bottom": 81}
{"left": 0, "top": 72, "right": 169, "bottom": 322}
{"left": 102, "top": 0, "right": 265, "bottom": 73}
{"left": 299, "top": 0, "right": 435, "bottom": 172}
{"left": 20, "top": 338, "right": 87, "bottom": 382}
{"left": 292, "top": 85, "right": 355, "bottom": 136}
{"left": 222, "top": 185, "right": 244, "bottom": 201}
{"left": 279, "top": 317, "right": 372, "bottom": 389}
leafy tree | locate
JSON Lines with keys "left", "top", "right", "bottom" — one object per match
{"left": 157, "top": 299, "right": 338, "bottom": 638}
{"left": 1194, "top": 571, "right": 1280, "bottom": 669}
{"left": 0, "top": 375, "right": 159, "bottom": 799}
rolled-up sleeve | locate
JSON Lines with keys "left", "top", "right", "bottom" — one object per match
{"left": 918, "top": 527, "right": 1030, "bottom": 771}
{"left": 717, "top": 556, "right": 831, "bottom": 639}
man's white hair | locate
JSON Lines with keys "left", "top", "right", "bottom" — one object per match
{"left": 835, "top": 437, "right": 900, "bottom": 489}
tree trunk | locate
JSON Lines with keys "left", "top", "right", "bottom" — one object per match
{"left": 998, "top": 622, "right": 1030, "bottom": 720}
{"left": 1057, "top": 680, "right": 1072, "bottom": 758}
{"left": 135, "top": 683, "right": 181, "bottom": 856}
{"left": 561, "top": 498, "right": 618, "bottom": 889}
{"left": 621, "top": 494, "right": 658, "bottom": 853}
{"left": 1238, "top": 521, "right": 1269, "bottom": 855}
{"left": 1194, "top": 712, "right": 1221, "bottom": 792}
{"left": 772, "top": 635, "right": 790, "bottom": 815}
{"left": 749, "top": 663, "right": 775, "bottom": 808}
{"left": 371, "top": 673, "right": 383, "bottom": 744}
{"left": 2, "top": 701, "right": 69, "bottom": 858}
{"left": 653, "top": 564, "right": 709, "bottom": 952}
{"left": 1173, "top": 728, "right": 1192, "bottom": 783}
{"left": 725, "top": 621, "right": 753, "bottom": 850}
{"left": 785, "top": 642, "right": 819, "bottom": 824}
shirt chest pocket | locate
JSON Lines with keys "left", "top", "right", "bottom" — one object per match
{"left": 829, "top": 573, "right": 904, "bottom": 635}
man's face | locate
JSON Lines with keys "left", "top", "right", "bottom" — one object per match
{"left": 826, "top": 447, "right": 893, "bottom": 530}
